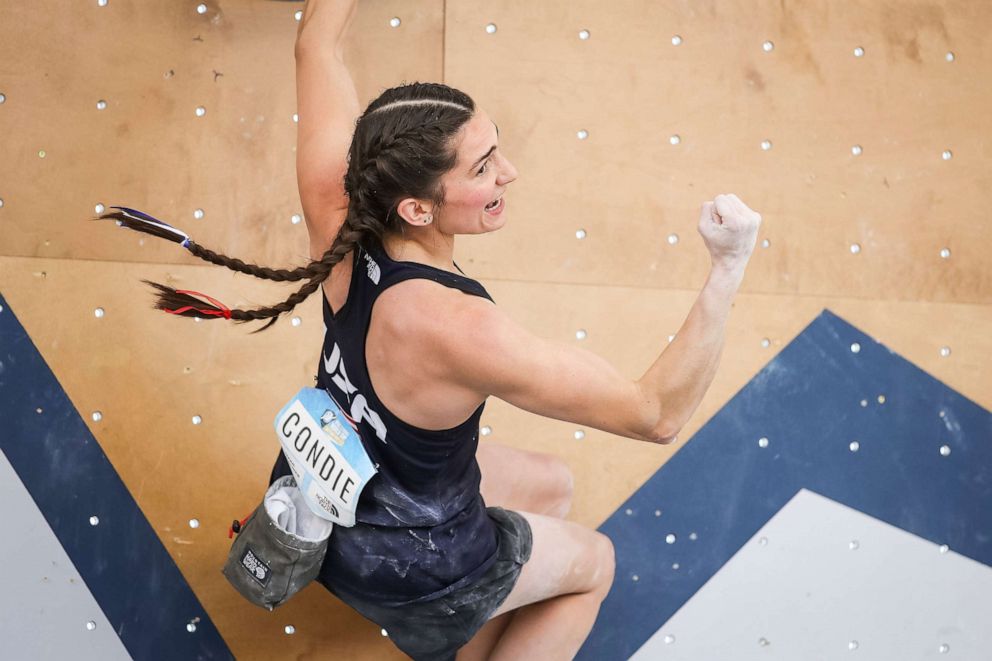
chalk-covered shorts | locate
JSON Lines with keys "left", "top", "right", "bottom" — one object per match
{"left": 325, "top": 506, "right": 533, "bottom": 661}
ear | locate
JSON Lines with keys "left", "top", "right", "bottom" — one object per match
{"left": 395, "top": 198, "right": 432, "bottom": 226}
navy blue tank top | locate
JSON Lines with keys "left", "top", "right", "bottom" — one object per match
{"left": 269, "top": 239, "right": 499, "bottom": 607}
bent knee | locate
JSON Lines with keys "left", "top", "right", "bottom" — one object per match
{"left": 572, "top": 531, "right": 615, "bottom": 597}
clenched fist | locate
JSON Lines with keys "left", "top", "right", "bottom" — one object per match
{"left": 697, "top": 194, "right": 762, "bottom": 270}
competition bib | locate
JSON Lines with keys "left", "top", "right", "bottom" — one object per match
{"left": 274, "top": 387, "right": 378, "bottom": 526}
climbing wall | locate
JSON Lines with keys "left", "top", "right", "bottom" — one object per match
{"left": 1, "top": 0, "right": 989, "bottom": 659}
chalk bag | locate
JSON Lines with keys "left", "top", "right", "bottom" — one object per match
{"left": 222, "top": 474, "right": 334, "bottom": 611}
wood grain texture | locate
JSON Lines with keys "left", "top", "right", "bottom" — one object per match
{"left": 0, "top": 0, "right": 988, "bottom": 658}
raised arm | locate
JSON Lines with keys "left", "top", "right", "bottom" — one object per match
{"left": 414, "top": 210, "right": 758, "bottom": 446}
{"left": 419, "top": 286, "right": 669, "bottom": 444}
{"left": 294, "top": 0, "right": 361, "bottom": 258}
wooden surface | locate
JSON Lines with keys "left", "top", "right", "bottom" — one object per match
{"left": 1, "top": 255, "right": 988, "bottom": 658}
{"left": 0, "top": 0, "right": 989, "bottom": 658}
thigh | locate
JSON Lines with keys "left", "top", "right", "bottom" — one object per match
{"left": 477, "top": 442, "right": 571, "bottom": 513}
{"left": 488, "top": 510, "right": 614, "bottom": 619}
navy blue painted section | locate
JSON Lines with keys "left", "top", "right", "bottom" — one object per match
{"left": 578, "top": 308, "right": 992, "bottom": 660}
{"left": 0, "top": 293, "right": 233, "bottom": 661}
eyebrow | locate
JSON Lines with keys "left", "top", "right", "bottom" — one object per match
{"left": 470, "top": 122, "right": 500, "bottom": 172}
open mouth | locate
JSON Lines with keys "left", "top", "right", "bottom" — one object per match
{"left": 484, "top": 196, "right": 504, "bottom": 213}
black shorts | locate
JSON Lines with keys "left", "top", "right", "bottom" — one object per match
{"left": 330, "top": 506, "right": 533, "bottom": 660}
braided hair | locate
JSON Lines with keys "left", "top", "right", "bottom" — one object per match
{"left": 95, "top": 82, "right": 475, "bottom": 333}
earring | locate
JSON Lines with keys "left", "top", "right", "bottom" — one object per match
{"left": 424, "top": 215, "right": 433, "bottom": 224}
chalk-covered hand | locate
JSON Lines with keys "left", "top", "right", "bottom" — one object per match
{"left": 697, "top": 193, "right": 762, "bottom": 270}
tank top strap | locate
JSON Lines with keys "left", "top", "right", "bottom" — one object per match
{"left": 362, "top": 240, "right": 494, "bottom": 303}
{"left": 321, "top": 247, "right": 360, "bottom": 326}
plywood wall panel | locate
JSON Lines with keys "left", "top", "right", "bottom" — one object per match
{"left": 2, "top": 251, "right": 988, "bottom": 657}
{"left": 446, "top": 0, "right": 991, "bottom": 304}
{"left": 2, "top": 1, "right": 985, "bottom": 302}
{"left": 0, "top": 255, "right": 367, "bottom": 659}
{"left": 0, "top": 1, "right": 443, "bottom": 273}
{"left": 1, "top": 0, "right": 989, "bottom": 657}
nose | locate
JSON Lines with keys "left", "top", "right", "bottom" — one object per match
{"left": 499, "top": 154, "right": 518, "bottom": 185}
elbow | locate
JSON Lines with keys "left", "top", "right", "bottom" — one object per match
{"left": 655, "top": 432, "right": 680, "bottom": 445}
{"left": 635, "top": 421, "right": 680, "bottom": 445}
{"left": 651, "top": 421, "right": 681, "bottom": 445}
{"left": 295, "top": 38, "right": 342, "bottom": 61}
{"left": 293, "top": 35, "right": 311, "bottom": 58}
{"left": 636, "top": 389, "right": 680, "bottom": 444}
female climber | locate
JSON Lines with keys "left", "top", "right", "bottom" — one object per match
{"left": 105, "top": 0, "right": 760, "bottom": 657}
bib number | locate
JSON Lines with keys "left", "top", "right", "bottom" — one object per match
{"left": 274, "top": 387, "right": 378, "bottom": 526}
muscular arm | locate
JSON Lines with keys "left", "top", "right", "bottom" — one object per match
{"left": 296, "top": 0, "right": 357, "bottom": 53}
{"left": 294, "top": 0, "right": 361, "bottom": 255}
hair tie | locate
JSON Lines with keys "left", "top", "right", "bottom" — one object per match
{"left": 164, "top": 289, "right": 233, "bottom": 320}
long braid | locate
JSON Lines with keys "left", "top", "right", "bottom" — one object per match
{"left": 93, "top": 206, "right": 331, "bottom": 283}
{"left": 91, "top": 82, "right": 475, "bottom": 332}
{"left": 94, "top": 131, "right": 399, "bottom": 334}
{"left": 134, "top": 214, "right": 363, "bottom": 335}
{"left": 229, "top": 221, "right": 366, "bottom": 333}
{"left": 187, "top": 242, "right": 329, "bottom": 282}
{"left": 131, "top": 129, "right": 421, "bottom": 332}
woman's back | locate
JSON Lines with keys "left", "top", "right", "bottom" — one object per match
{"left": 321, "top": 245, "right": 488, "bottom": 432}
{"left": 270, "top": 239, "right": 501, "bottom": 607}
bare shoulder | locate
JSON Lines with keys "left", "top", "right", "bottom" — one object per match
{"left": 376, "top": 277, "right": 493, "bottom": 324}
{"left": 375, "top": 277, "right": 496, "bottom": 379}
{"left": 386, "top": 280, "right": 664, "bottom": 443}
{"left": 388, "top": 278, "right": 517, "bottom": 395}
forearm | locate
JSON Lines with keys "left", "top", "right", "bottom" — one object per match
{"left": 295, "top": 0, "right": 358, "bottom": 57}
{"left": 638, "top": 264, "right": 745, "bottom": 439}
